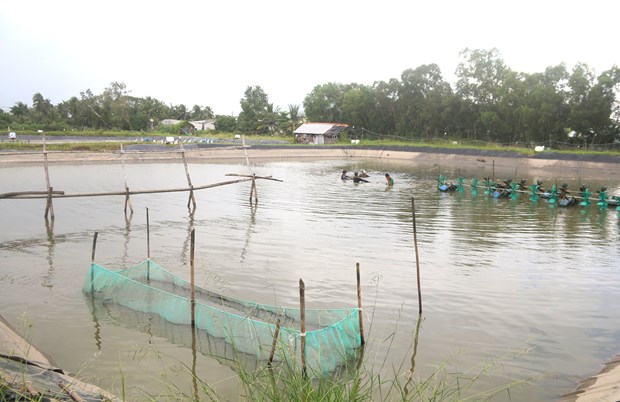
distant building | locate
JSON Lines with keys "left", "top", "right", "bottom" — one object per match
{"left": 159, "top": 119, "right": 216, "bottom": 133}
{"left": 293, "top": 123, "right": 349, "bottom": 144}
{"left": 191, "top": 119, "right": 215, "bottom": 131}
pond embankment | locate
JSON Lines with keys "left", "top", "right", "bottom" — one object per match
{"left": 1, "top": 144, "right": 619, "bottom": 179}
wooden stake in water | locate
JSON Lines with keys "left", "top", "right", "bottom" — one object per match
{"left": 492, "top": 160, "right": 495, "bottom": 182}
{"left": 120, "top": 144, "right": 133, "bottom": 216}
{"left": 299, "top": 278, "right": 307, "bottom": 377}
{"left": 356, "top": 262, "right": 365, "bottom": 346}
{"left": 411, "top": 197, "right": 423, "bottom": 315}
{"left": 190, "top": 228, "right": 196, "bottom": 327}
{"left": 90, "top": 231, "right": 98, "bottom": 290}
{"left": 41, "top": 131, "right": 54, "bottom": 220}
{"left": 91, "top": 231, "right": 98, "bottom": 263}
{"left": 180, "top": 143, "right": 197, "bottom": 212}
{"left": 146, "top": 208, "right": 150, "bottom": 281}
{"left": 250, "top": 174, "right": 258, "bottom": 203}
{"left": 268, "top": 319, "right": 281, "bottom": 367}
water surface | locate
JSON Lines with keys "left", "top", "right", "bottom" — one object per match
{"left": 1, "top": 158, "right": 619, "bottom": 400}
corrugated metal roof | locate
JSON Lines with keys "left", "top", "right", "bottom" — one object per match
{"left": 294, "top": 123, "right": 348, "bottom": 135}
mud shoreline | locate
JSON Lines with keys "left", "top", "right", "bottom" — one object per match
{"left": 1, "top": 145, "right": 619, "bottom": 180}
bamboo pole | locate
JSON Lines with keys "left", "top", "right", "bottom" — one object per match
{"left": 411, "top": 197, "right": 423, "bottom": 315}
{"left": 120, "top": 144, "right": 134, "bottom": 215}
{"left": 0, "top": 177, "right": 256, "bottom": 199}
{"left": 191, "top": 325, "right": 199, "bottom": 402}
{"left": 403, "top": 314, "right": 423, "bottom": 396}
{"left": 146, "top": 208, "right": 150, "bottom": 281}
{"left": 59, "top": 381, "right": 85, "bottom": 402}
{"left": 250, "top": 174, "right": 258, "bottom": 202}
{"left": 225, "top": 173, "right": 283, "bottom": 182}
{"left": 268, "top": 318, "right": 281, "bottom": 366}
{"left": 45, "top": 187, "right": 54, "bottom": 219}
{"left": 356, "top": 262, "right": 365, "bottom": 346}
{"left": 0, "top": 190, "right": 64, "bottom": 198}
{"left": 180, "top": 143, "right": 197, "bottom": 212}
{"left": 190, "top": 228, "right": 196, "bottom": 327}
{"left": 91, "top": 231, "right": 98, "bottom": 263}
{"left": 41, "top": 130, "right": 55, "bottom": 220}
{"left": 124, "top": 186, "right": 132, "bottom": 215}
{"left": 90, "top": 231, "right": 98, "bottom": 292}
{"left": 242, "top": 134, "right": 251, "bottom": 169}
{"left": 24, "top": 381, "right": 39, "bottom": 398}
{"left": 299, "top": 278, "right": 306, "bottom": 377}
{"left": 492, "top": 160, "right": 495, "bottom": 182}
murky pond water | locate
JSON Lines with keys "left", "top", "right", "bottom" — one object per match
{"left": 1, "top": 157, "right": 619, "bottom": 401}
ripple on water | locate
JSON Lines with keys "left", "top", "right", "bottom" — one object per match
{"left": 1, "top": 160, "right": 619, "bottom": 401}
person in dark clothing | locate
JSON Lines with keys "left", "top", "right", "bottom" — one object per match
{"left": 353, "top": 172, "right": 369, "bottom": 183}
{"left": 341, "top": 170, "right": 351, "bottom": 180}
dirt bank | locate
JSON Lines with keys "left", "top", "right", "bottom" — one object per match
{"left": 1, "top": 145, "right": 619, "bottom": 181}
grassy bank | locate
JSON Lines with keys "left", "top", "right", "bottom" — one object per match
{"left": 1, "top": 135, "right": 620, "bottom": 159}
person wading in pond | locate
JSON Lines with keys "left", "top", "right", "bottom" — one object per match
{"left": 385, "top": 173, "right": 394, "bottom": 186}
{"left": 341, "top": 170, "right": 351, "bottom": 180}
{"left": 353, "top": 172, "right": 369, "bottom": 183}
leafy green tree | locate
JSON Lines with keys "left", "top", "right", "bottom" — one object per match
{"left": 238, "top": 86, "right": 270, "bottom": 133}
{"left": 396, "top": 64, "right": 452, "bottom": 138}
{"left": 57, "top": 96, "right": 79, "bottom": 127}
{"left": 190, "top": 105, "right": 214, "bottom": 120}
{"left": 370, "top": 79, "right": 400, "bottom": 135}
{"left": 214, "top": 115, "right": 238, "bottom": 133}
{"left": 519, "top": 66, "right": 569, "bottom": 146}
{"left": 77, "top": 89, "right": 106, "bottom": 128}
{"left": 284, "top": 104, "right": 303, "bottom": 134}
{"left": 170, "top": 104, "right": 189, "bottom": 120}
{"left": 0, "top": 108, "right": 11, "bottom": 127}
{"left": 565, "top": 63, "right": 619, "bottom": 147}
{"left": 303, "top": 82, "right": 348, "bottom": 123}
{"left": 456, "top": 48, "right": 508, "bottom": 106}
{"left": 101, "top": 82, "right": 131, "bottom": 130}
{"left": 342, "top": 84, "right": 374, "bottom": 132}
{"left": 31, "top": 92, "right": 55, "bottom": 124}
{"left": 10, "top": 102, "right": 29, "bottom": 122}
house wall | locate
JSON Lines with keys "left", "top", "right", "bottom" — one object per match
{"left": 295, "top": 133, "right": 339, "bottom": 144}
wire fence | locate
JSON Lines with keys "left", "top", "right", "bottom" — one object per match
{"left": 356, "top": 128, "right": 620, "bottom": 152}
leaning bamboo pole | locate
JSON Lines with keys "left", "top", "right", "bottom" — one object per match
{"left": 268, "top": 318, "right": 281, "bottom": 367}
{"left": 179, "top": 142, "right": 197, "bottom": 212}
{"left": 90, "top": 231, "right": 98, "bottom": 290}
{"left": 41, "top": 131, "right": 54, "bottom": 219}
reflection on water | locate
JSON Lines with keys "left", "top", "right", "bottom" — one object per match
{"left": 0, "top": 160, "right": 619, "bottom": 401}
{"left": 403, "top": 315, "right": 423, "bottom": 396}
{"left": 42, "top": 218, "right": 55, "bottom": 289}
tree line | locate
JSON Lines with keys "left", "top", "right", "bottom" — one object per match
{"left": 303, "top": 49, "right": 620, "bottom": 148}
{"left": 2, "top": 49, "right": 619, "bottom": 148}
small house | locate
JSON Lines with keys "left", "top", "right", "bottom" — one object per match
{"left": 293, "top": 123, "right": 349, "bottom": 145}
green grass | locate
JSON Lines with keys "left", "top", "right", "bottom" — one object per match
{"left": 2, "top": 134, "right": 618, "bottom": 158}
{"left": 128, "top": 343, "right": 534, "bottom": 402}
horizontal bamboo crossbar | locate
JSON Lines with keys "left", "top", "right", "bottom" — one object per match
{"left": 0, "top": 177, "right": 262, "bottom": 200}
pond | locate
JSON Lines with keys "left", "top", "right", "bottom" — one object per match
{"left": 1, "top": 157, "right": 619, "bottom": 401}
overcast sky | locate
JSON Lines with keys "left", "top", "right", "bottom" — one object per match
{"left": 1, "top": 0, "right": 618, "bottom": 115}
